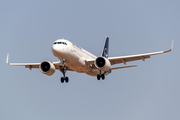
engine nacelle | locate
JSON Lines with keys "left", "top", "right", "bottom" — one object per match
{"left": 95, "top": 57, "right": 111, "bottom": 71}
{"left": 39, "top": 61, "right": 55, "bottom": 76}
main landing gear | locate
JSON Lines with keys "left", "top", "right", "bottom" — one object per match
{"left": 97, "top": 71, "right": 105, "bottom": 80}
{"left": 60, "top": 59, "right": 69, "bottom": 83}
{"left": 61, "top": 76, "right": 69, "bottom": 83}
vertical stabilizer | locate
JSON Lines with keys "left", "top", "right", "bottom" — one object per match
{"left": 101, "top": 37, "right": 109, "bottom": 58}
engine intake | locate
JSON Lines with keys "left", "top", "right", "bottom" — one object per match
{"left": 95, "top": 57, "right": 111, "bottom": 71}
{"left": 40, "top": 61, "right": 55, "bottom": 76}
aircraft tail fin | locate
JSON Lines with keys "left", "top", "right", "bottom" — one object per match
{"left": 101, "top": 37, "right": 109, "bottom": 58}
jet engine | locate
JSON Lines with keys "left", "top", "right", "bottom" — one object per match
{"left": 95, "top": 57, "right": 111, "bottom": 71}
{"left": 39, "top": 61, "right": 55, "bottom": 76}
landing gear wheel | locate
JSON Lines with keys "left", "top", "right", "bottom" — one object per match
{"left": 97, "top": 75, "right": 101, "bottom": 80}
{"left": 61, "top": 77, "right": 64, "bottom": 83}
{"left": 65, "top": 77, "right": 69, "bottom": 83}
{"left": 101, "top": 74, "right": 105, "bottom": 80}
{"left": 97, "top": 73, "right": 105, "bottom": 80}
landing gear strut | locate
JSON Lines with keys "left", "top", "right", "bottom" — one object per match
{"left": 60, "top": 59, "right": 69, "bottom": 83}
{"left": 97, "top": 70, "right": 105, "bottom": 80}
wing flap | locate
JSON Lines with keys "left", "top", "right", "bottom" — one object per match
{"left": 109, "top": 55, "right": 150, "bottom": 65}
{"left": 110, "top": 65, "right": 137, "bottom": 70}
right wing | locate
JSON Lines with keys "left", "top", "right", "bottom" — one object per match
{"left": 6, "top": 54, "right": 72, "bottom": 71}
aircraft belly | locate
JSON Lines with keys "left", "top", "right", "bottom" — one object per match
{"left": 71, "top": 65, "right": 98, "bottom": 76}
{"left": 64, "top": 48, "right": 99, "bottom": 76}
{"left": 86, "top": 69, "right": 99, "bottom": 76}
{"left": 68, "top": 60, "right": 91, "bottom": 73}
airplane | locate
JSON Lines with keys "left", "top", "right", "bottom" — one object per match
{"left": 6, "top": 37, "right": 174, "bottom": 83}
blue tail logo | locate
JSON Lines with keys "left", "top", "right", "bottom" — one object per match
{"left": 101, "top": 37, "right": 109, "bottom": 58}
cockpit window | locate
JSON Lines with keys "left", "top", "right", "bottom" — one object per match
{"left": 54, "top": 42, "right": 67, "bottom": 45}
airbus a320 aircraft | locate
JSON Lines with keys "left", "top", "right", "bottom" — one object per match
{"left": 6, "top": 37, "right": 173, "bottom": 83}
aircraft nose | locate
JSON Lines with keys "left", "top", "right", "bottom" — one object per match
{"left": 52, "top": 44, "right": 59, "bottom": 55}
{"left": 52, "top": 44, "right": 67, "bottom": 57}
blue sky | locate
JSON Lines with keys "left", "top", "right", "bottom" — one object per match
{"left": 0, "top": 0, "right": 180, "bottom": 120}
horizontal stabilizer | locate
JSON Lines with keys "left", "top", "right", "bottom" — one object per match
{"left": 110, "top": 65, "right": 137, "bottom": 70}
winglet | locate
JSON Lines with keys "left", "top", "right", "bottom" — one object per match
{"left": 164, "top": 40, "right": 174, "bottom": 53}
{"left": 171, "top": 40, "right": 174, "bottom": 50}
{"left": 6, "top": 53, "right": 9, "bottom": 65}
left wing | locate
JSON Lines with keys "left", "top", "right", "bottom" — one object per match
{"left": 86, "top": 41, "right": 174, "bottom": 66}
{"left": 109, "top": 40, "right": 173, "bottom": 65}
{"left": 6, "top": 54, "right": 68, "bottom": 70}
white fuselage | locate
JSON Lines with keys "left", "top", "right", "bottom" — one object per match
{"left": 52, "top": 39, "right": 99, "bottom": 76}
